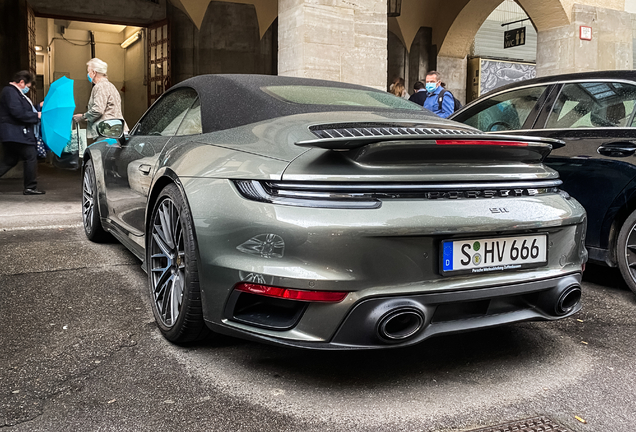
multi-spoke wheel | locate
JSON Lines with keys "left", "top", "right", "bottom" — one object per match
{"left": 82, "top": 160, "right": 108, "bottom": 242}
{"left": 148, "top": 184, "right": 209, "bottom": 343}
{"left": 617, "top": 210, "right": 636, "bottom": 295}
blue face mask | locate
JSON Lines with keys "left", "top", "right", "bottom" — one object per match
{"left": 21, "top": 87, "right": 29, "bottom": 94}
{"left": 425, "top": 82, "right": 437, "bottom": 93}
{"left": 87, "top": 73, "right": 93, "bottom": 83}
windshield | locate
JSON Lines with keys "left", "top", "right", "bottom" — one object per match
{"left": 264, "top": 86, "right": 422, "bottom": 111}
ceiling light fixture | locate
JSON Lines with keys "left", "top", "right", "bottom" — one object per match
{"left": 121, "top": 31, "right": 141, "bottom": 49}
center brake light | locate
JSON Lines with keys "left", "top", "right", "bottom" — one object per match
{"left": 235, "top": 283, "right": 348, "bottom": 303}
{"left": 436, "top": 140, "right": 528, "bottom": 147}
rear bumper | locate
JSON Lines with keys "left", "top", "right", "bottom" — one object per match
{"left": 209, "top": 273, "right": 582, "bottom": 350}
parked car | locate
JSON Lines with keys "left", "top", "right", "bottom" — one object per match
{"left": 451, "top": 71, "right": 636, "bottom": 295}
{"left": 82, "top": 74, "right": 586, "bottom": 349}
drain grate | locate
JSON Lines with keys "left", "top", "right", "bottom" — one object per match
{"left": 465, "top": 416, "right": 571, "bottom": 432}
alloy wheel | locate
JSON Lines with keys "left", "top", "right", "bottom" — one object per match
{"left": 623, "top": 220, "right": 636, "bottom": 284}
{"left": 149, "top": 198, "right": 186, "bottom": 327}
{"left": 82, "top": 165, "right": 95, "bottom": 233}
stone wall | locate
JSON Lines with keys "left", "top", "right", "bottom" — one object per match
{"left": 27, "top": 0, "right": 165, "bottom": 26}
{"left": 171, "top": 1, "right": 276, "bottom": 84}
{"left": 536, "top": 4, "right": 633, "bottom": 76}
{"left": 278, "top": 0, "right": 387, "bottom": 90}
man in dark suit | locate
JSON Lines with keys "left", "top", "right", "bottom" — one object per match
{"left": 0, "top": 70, "right": 44, "bottom": 194}
{"left": 408, "top": 81, "right": 427, "bottom": 106}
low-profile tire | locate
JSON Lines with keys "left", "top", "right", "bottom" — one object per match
{"left": 147, "top": 183, "right": 210, "bottom": 343}
{"left": 616, "top": 210, "right": 636, "bottom": 295}
{"left": 82, "top": 159, "right": 110, "bottom": 242}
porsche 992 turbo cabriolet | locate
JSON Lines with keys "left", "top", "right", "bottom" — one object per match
{"left": 82, "top": 75, "right": 587, "bottom": 349}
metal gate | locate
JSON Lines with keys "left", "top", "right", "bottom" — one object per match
{"left": 147, "top": 20, "right": 170, "bottom": 106}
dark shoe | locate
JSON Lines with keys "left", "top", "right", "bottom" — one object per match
{"left": 23, "top": 188, "right": 45, "bottom": 195}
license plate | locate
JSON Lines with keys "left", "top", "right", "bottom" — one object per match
{"left": 441, "top": 234, "right": 548, "bottom": 275}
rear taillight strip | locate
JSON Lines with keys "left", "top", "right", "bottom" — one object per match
{"left": 235, "top": 283, "right": 348, "bottom": 303}
{"left": 234, "top": 180, "right": 562, "bottom": 208}
{"left": 436, "top": 140, "right": 529, "bottom": 146}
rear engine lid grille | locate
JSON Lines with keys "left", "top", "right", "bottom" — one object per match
{"left": 310, "top": 123, "right": 475, "bottom": 140}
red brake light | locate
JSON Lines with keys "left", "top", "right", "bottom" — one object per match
{"left": 235, "top": 283, "right": 348, "bottom": 303}
{"left": 436, "top": 140, "right": 528, "bottom": 147}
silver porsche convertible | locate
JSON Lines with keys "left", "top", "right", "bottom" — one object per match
{"left": 82, "top": 75, "right": 587, "bottom": 349}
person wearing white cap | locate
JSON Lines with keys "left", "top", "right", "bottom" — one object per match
{"left": 73, "top": 58, "right": 128, "bottom": 140}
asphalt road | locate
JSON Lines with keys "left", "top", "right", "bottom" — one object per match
{"left": 1, "top": 164, "right": 635, "bottom": 431}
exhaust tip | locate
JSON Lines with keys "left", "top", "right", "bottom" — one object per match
{"left": 556, "top": 285, "right": 582, "bottom": 315}
{"left": 378, "top": 308, "right": 424, "bottom": 341}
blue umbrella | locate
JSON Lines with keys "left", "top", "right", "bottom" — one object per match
{"left": 41, "top": 76, "right": 76, "bottom": 157}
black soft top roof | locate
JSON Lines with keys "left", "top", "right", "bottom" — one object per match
{"left": 169, "top": 74, "right": 425, "bottom": 133}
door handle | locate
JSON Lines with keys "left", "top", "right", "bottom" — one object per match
{"left": 138, "top": 164, "right": 152, "bottom": 175}
{"left": 597, "top": 142, "right": 636, "bottom": 157}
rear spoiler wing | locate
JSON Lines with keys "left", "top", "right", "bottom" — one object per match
{"left": 295, "top": 134, "right": 565, "bottom": 163}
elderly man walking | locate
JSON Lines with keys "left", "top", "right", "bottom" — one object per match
{"left": 73, "top": 58, "right": 128, "bottom": 142}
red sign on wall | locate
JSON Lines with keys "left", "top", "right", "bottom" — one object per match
{"left": 580, "top": 26, "right": 592, "bottom": 41}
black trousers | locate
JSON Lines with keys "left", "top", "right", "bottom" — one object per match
{"left": 0, "top": 142, "right": 38, "bottom": 190}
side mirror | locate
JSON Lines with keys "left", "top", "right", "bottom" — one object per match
{"left": 96, "top": 119, "right": 125, "bottom": 139}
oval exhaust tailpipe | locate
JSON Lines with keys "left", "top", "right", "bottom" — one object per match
{"left": 377, "top": 308, "right": 425, "bottom": 341}
{"left": 556, "top": 285, "right": 582, "bottom": 315}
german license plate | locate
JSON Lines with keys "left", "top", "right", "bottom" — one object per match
{"left": 441, "top": 234, "right": 548, "bottom": 275}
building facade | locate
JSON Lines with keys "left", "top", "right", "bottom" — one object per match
{"left": 1, "top": 0, "right": 635, "bottom": 122}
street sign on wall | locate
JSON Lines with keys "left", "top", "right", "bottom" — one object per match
{"left": 504, "top": 27, "right": 526, "bottom": 49}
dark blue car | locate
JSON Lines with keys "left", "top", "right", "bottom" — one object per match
{"left": 451, "top": 70, "right": 636, "bottom": 295}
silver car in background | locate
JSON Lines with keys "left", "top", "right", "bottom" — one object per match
{"left": 82, "top": 75, "right": 587, "bottom": 349}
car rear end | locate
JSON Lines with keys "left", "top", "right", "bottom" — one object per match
{"left": 182, "top": 119, "right": 587, "bottom": 349}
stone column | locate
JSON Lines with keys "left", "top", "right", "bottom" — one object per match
{"left": 408, "top": 27, "right": 433, "bottom": 93}
{"left": 536, "top": 4, "right": 633, "bottom": 76}
{"left": 278, "top": 0, "right": 387, "bottom": 90}
{"left": 436, "top": 56, "right": 467, "bottom": 105}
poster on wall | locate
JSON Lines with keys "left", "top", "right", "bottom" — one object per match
{"left": 480, "top": 60, "right": 536, "bottom": 95}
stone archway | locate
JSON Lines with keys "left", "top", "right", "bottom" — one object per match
{"left": 438, "top": 0, "right": 571, "bottom": 59}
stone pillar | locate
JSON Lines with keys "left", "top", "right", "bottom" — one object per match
{"left": 278, "top": 0, "right": 387, "bottom": 90}
{"left": 408, "top": 27, "right": 433, "bottom": 93}
{"left": 436, "top": 56, "right": 467, "bottom": 105}
{"left": 536, "top": 4, "right": 633, "bottom": 77}
{"left": 388, "top": 31, "right": 408, "bottom": 90}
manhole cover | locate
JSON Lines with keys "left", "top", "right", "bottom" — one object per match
{"left": 465, "top": 416, "right": 571, "bottom": 432}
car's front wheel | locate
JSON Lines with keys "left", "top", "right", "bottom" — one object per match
{"left": 147, "top": 183, "right": 210, "bottom": 343}
{"left": 616, "top": 210, "right": 636, "bottom": 295}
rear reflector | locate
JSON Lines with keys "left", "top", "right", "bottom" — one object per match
{"left": 235, "top": 283, "right": 348, "bottom": 303}
{"left": 436, "top": 140, "right": 528, "bottom": 147}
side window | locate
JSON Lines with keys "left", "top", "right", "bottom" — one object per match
{"left": 546, "top": 82, "right": 636, "bottom": 129}
{"left": 175, "top": 99, "right": 202, "bottom": 136}
{"left": 134, "top": 88, "right": 198, "bottom": 136}
{"left": 456, "top": 86, "right": 548, "bottom": 132}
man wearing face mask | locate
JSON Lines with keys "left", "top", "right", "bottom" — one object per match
{"left": 422, "top": 71, "right": 455, "bottom": 119}
{"left": 0, "top": 70, "right": 44, "bottom": 195}
{"left": 73, "top": 58, "right": 127, "bottom": 143}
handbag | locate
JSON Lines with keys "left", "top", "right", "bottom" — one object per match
{"left": 52, "top": 121, "right": 81, "bottom": 170}
{"left": 36, "top": 137, "right": 48, "bottom": 158}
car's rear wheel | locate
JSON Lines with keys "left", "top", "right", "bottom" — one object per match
{"left": 82, "top": 160, "right": 109, "bottom": 242}
{"left": 147, "top": 183, "right": 209, "bottom": 343}
{"left": 616, "top": 210, "right": 636, "bottom": 295}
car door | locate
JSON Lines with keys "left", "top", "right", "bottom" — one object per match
{"left": 518, "top": 80, "right": 636, "bottom": 250}
{"left": 452, "top": 84, "right": 553, "bottom": 133}
{"left": 103, "top": 87, "right": 199, "bottom": 238}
